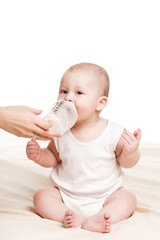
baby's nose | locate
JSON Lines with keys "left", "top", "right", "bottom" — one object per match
{"left": 65, "top": 93, "right": 74, "bottom": 102}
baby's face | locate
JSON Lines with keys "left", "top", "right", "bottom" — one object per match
{"left": 58, "top": 69, "right": 104, "bottom": 123}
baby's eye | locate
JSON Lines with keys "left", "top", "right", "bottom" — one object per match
{"left": 76, "top": 91, "right": 83, "bottom": 95}
{"left": 61, "top": 90, "right": 67, "bottom": 94}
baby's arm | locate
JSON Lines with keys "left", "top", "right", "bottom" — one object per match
{"left": 115, "top": 128, "right": 141, "bottom": 168}
{"left": 26, "top": 139, "right": 59, "bottom": 167}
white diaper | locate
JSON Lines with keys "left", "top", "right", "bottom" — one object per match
{"left": 60, "top": 189, "right": 107, "bottom": 218}
{"left": 58, "top": 177, "right": 123, "bottom": 218}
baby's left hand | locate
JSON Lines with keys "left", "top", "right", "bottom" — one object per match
{"left": 120, "top": 128, "right": 141, "bottom": 157}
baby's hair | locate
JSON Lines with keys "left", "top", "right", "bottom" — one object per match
{"left": 68, "top": 62, "right": 110, "bottom": 97}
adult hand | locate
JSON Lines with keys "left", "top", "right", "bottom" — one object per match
{"left": 0, "top": 105, "right": 61, "bottom": 140}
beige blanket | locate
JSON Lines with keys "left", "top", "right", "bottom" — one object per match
{"left": 0, "top": 135, "right": 160, "bottom": 240}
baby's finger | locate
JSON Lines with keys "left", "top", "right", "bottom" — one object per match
{"left": 27, "top": 140, "right": 33, "bottom": 146}
{"left": 135, "top": 128, "right": 141, "bottom": 141}
{"left": 27, "top": 140, "right": 37, "bottom": 147}
{"left": 27, "top": 148, "right": 40, "bottom": 154}
{"left": 28, "top": 153, "right": 38, "bottom": 160}
{"left": 124, "top": 131, "right": 136, "bottom": 142}
{"left": 121, "top": 133, "right": 132, "bottom": 145}
{"left": 121, "top": 131, "right": 133, "bottom": 145}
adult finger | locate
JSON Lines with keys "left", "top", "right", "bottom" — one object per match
{"left": 35, "top": 132, "right": 61, "bottom": 140}
{"left": 34, "top": 117, "right": 53, "bottom": 131}
{"left": 33, "top": 124, "right": 61, "bottom": 137}
{"left": 26, "top": 106, "right": 42, "bottom": 115}
{"left": 33, "top": 134, "right": 53, "bottom": 141}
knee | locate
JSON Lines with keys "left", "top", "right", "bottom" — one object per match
{"left": 33, "top": 188, "right": 47, "bottom": 209}
{"left": 125, "top": 191, "right": 137, "bottom": 211}
{"left": 130, "top": 192, "right": 137, "bottom": 205}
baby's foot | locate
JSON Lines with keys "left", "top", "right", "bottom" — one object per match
{"left": 81, "top": 212, "right": 111, "bottom": 233}
{"left": 64, "top": 210, "right": 86, "bottom": 228}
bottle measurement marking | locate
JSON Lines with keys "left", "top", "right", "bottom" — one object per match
{"left": 51, "top": 101, "right": 64, "bottom": 114}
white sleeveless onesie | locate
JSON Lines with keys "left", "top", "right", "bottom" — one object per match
{"left": 50, "top": 120, "right": 124, "bottom": 218}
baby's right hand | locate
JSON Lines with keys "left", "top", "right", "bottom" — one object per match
{"left": 26, "top": 139, "right": 42, "bottom": 162}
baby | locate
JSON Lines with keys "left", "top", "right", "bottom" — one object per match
{"left": 26, "top": 63, "right": 141, "bottom": 233}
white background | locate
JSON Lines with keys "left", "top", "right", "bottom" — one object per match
{"left": 0, "top": 0, "right": 160, "bottom": 142}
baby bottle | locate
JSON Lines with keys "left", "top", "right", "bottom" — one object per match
{"left": 43, "top": 100, "right": 77, "bottom": 135}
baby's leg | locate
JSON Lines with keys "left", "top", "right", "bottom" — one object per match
{"left": 33, "top": 186, "right": 67, "bottom": 222}
{"left": 81, "top": 188, "right": 136, "bottom": 233}
{"left": 33, "top": 186, "right": 85, "bottom": 227}
{"left": 101, "top": 188, "right": 137, "bottom": 224}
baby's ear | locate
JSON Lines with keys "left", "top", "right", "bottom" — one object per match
{"left": 96, "top": 96, "right": 108, "bottom": 111}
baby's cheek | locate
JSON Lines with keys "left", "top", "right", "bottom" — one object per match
{"left": 75, "top": 107, "right": 84, "bottom": 117}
